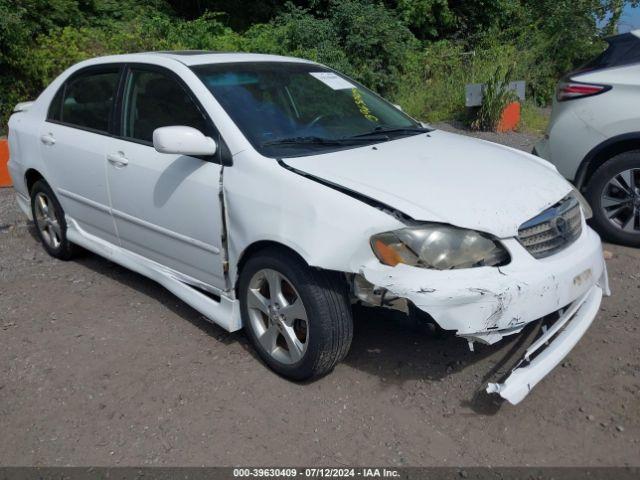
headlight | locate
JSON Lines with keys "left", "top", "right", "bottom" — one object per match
{"left": 370, "top": 224, "right": 509, "bottom": 270}
{"left": 571, "top": 187, "right": 593, "bottom": 219}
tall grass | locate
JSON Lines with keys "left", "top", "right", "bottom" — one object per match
{"left": 391, "top": 39, "right": 538, "bottom": 127}
{"left": 519, "top": 102, "right": 549, "bottom": 135}
{"left": 471, "top": 66, "right": 517, "bottom": 131}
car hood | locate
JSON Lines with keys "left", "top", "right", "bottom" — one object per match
{"left": 282, "top": 130, "right": 573, "bottom": 238}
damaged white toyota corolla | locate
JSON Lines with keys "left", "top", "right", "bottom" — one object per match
{"left": 8, "top": 52, "right": 609, "bottom": 404}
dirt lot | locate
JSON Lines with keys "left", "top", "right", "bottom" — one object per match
{"left": 1, "top": 127, "right": 639, "bottom": 467}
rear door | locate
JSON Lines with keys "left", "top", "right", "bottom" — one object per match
{"left": 41, "top": 65, "right": 122, "bottom": 243}
{"left": 106, "top": 64, "right": 226, "bottom": 289}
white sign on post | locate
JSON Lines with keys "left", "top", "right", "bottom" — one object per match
{"left": 465, "top": 81, "right": 526, "bottom": 107}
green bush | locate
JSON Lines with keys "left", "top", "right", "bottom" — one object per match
{"left": 243, "top": 7, "right": 352, "bottom": 72}
{"left": 243, "top": 1, "right": 417, "bottom": 94}
{"left": 391, "top": 41, "right": 467, "bottom": 122}
{"left": 17, "top": 13, "right": 243, "bottom": 87}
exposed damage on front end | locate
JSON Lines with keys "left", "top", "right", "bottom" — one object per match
{"left": 350, "top": 227, "right": 609, "bottom": 405}
{"left": 485, "top": 285, "right": 603, "bottom": 404}
{"left": 226, "top": 131, "right": 609, "bottom": 405}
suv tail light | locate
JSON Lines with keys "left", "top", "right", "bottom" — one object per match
{"left": 556, "top": 80, "right": 611, "bottom": 101}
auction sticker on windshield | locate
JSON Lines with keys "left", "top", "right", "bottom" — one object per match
{"left": 309, "top": 71, "right": 354, "bottom": 90}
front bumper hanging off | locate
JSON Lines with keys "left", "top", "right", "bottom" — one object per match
{"left": 486, "top": 284, "right": 602, "bottom": 404}
{"left": 358, "top": 225, "right": 609, "bottom": 405}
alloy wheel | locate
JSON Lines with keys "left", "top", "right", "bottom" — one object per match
{"left": 246, "top": 268, "right": 309, "bottom": 365}
{"left": 33, "top": 192, "right": 62, "bottom": 249}
{"left": 600, "top": 168, "right": 640, "bottom": 233}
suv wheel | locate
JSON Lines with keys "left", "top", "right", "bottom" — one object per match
{"left": 30, "top": 180, "right": 76, "bottom": 260}
{"left": 586, "top": 151, "right": 640, "bottom": 247}
{"left": 239, "top": 247, "right": 353, "bottom": 380}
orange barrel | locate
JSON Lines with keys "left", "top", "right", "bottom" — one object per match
{"left": 0, "top": 138, "right": 11, "bottom": 187}
{"left": 497, "top": 101, "right": 521, "bottom": 133}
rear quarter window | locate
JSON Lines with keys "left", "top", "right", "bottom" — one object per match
{"left": 47, "top": 86, "right": 64, "bottom": 122}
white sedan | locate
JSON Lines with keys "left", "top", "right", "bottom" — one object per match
{"left": 8, "top": 52, "right": 609, "bottom": 404}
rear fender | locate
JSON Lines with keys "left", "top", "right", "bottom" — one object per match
{"left": 575, "top": 132, "right": 640, "bottom": 189}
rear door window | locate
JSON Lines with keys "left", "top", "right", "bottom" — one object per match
{"left": 56, "top": 68, "right": 120, "bottom": 133}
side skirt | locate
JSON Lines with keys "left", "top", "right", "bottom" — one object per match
{"left": 65, "top": 216, "right": 242, "bottom": 332}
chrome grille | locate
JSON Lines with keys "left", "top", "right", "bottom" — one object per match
{"left": 518, "top": 195, "right": 582, "bottom": 258}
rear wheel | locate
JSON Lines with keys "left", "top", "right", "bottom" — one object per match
{"left": 239, "top": 248, "right": 353, "bottom": 380}
{"left": 586, "top": 151, "right": 640, "bottom": 247}
{"left": 30, "top": 180, "right": 75, "bottom": 260}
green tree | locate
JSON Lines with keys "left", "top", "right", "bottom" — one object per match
{"left": 2, "top": 0, "right": 640, "bottom": 130}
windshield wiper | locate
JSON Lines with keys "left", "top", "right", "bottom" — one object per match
{"left": 261, "top": 135, "right": 389, "bottom": 147}
{"left": 349, "top": 126, "right": 432, "bottom": 139}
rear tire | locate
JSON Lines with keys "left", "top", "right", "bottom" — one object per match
{"left": 239, "top": 247, "right": 353, "bottom": 380}
{"left": 585, "top": 151, "right": 640, "bottom": 247}
{"left": 30, "top": 180, "right": 76, "bottom": 260}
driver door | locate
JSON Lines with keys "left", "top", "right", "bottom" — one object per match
{"left": 106, "top": 64, "right": 226, "bottom": 289}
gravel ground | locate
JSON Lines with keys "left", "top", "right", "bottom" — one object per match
{"left": 434, "top": 121, "right": 540, "bottom": 152}
{"left": 0, "top": 127, "right": 639, "bottom": 467}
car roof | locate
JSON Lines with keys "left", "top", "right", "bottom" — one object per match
{"left": 80, "top": 51, "right": 317, "bottom": 68}
{"left": 609, "top": 29, "right": 640, "bottom": 41}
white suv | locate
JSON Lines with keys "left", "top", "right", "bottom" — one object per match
{"left": 8, "top": 52, "right": 608, "bottom": 404}
{"left": 535, "top": 30, "right": 640, "bottom": 247}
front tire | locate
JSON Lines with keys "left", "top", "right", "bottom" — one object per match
{"left": 30, "top": 180, "right": 75, "bottom": 260}
{"left": 585, "top": 151, "right": 640, "bottom": 247}
{"left": 239, "top": 248, "right": 353, "bottom": 380}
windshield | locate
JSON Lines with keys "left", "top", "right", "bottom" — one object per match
{"left": 192, "top": 62, "right": 423, "bottom": 157}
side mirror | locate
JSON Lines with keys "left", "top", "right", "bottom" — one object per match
{"left": 153, "top": 126, "right": 217, "bottom": 156}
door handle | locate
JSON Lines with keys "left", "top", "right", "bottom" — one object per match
{"left": 40, "top": 134, "right": 56, "bottom": 146}
{"left": 107, "top": 152, "right": 129, "bottom": 167}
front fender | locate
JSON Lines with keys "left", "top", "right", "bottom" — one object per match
{"left": 224, "top": 151, "right": 405, "bottom": 283}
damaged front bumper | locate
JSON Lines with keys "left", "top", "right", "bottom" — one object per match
{"left": 486, "top": 284, "right": 602, "bottom": 404}
{"left": 358, "top": 224, "right": 609, "bottom": 404}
